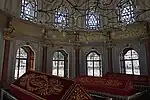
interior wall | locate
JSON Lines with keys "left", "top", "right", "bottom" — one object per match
{"left": 0, "top": 29, "right": 4, "bottom": 81}
{"left": 81, "top": 46, "right": 108, "bottom": 76}
{"left": 7, "top": 39, "right": 42, "bottom": 84}
{"left": 112, "top": 39, "right": 148, "bottom": 75}
{"left": 47, "top": 46, "right": 75, "bottom": 79}
{"left": 0, "top": 0, "right": 149, "bottom": 84}
{"left": 45, "top": 39, "right": 148, "bottom": 79}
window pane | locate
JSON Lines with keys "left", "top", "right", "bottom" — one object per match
{"left": 19, "top": 48, "right": 27, "bottom": 58}
{"left": 53, "top": 52, "right": 64, "bottom": 60}
{"left": 132, "top": 50, "right": 138, "bottom": 59}
{"left": 121, "top": 49, "right": 140, "bottom": 75}
{"left": 15, "top": 47, "right": 28, "bottom": 79}
{"left": 55, "top": 7, "right": 68, "bottom": 27}
{"left": 86, "top": 51, "right": 102, "bottom": 76}
{"left": 124, "top": 50, "right": 131, "bottom": 59}
{"left": 94, "top": 61, "right": 100, "bottom": 67}
{"left": 88, "top": 68, "right": 93, "bottom": 76}
{"left": 53, "top": 61, "right": 58, "bottom": 68}
{"left": 59, "top": 61, "right": 64, "bottom": 68}
{"left": 52, "top": 68, "right": 57, "bottom": 76}
{"left": 59, "top": 68, "right": 64, "bottom": 77}
{"left": 94, "top": 68, "right": 100, "bottom": 76}
{"left": 53, "top": 52, "right": 58, "bottom": 60}
{"left": 14, "top": 59, "right": 19, "bottom": 79}
{"left": 87, "top": 52, "right": 99, "bottom": 60}
{"left": 86, "top": 10, "right": 99, "bottom": 29}
{"left": 87, "top": 61, "right": 93, "bottom": 68}
{"left": 133, "top": 60, "right": 140, "bottom": 75}
{"left": 21, "top": 0, "right": 37, "bottom": 21}
{"left": 125, "top": 61, "right": 132, "bottom": 74}
{"left": 52, "top": 61, "right": 58, "bottom": 75}
{"left": 119, "top": 0, "right": 135, "bottom": 24}
{"left": 16, "top": 48, "right": 27, "bottom": 58}
{"left": 58, "top": 52, "right": 64, "bottom": 60}
{"left": 19, "top": 60, "right": 27, "bottom": 77}
{"left": 94, "top": 55, "right": 100, "bottom": 60}
{"left": 52, "top": 51, "right": 67, "bottom": 77}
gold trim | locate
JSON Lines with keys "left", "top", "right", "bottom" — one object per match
{"left": 10, "top": 84, "right": 46, "bottom": 100}
{"left": 61, "top": 84, "right": 92, "bottom": 100}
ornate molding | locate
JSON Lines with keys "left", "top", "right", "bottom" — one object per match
{"left": 3, "top": 22, "right": 15, "bottom": 40}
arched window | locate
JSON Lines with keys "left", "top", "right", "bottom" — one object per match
{"left": 55, "top": 6, "right": 68, "bottom": 27}
{"left": 86, "top": 51, "right": 102, "bottom": 76}
{"left": 118, "top": 0, "right": 135, "bottom": 24}
{"left": 21, "top": 0, "right": 37, "bottom": 21}
{"left": 52, "top": 50, "right": 68, "bottom": 77}
{"left": 86, "top": 9, "right": 99, "bottom": 30}
{"left": 15, "top": 47, "right": 27, "bottom": 79}
{"left": 14, "top": 46, "right": 34, "bottom": 79}
{"left": 120, "top": 48, "right": 140, "bottom": 75}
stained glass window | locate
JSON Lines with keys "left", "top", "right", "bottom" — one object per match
{"left": 15, "top": 47, "right": 27, "bottom": 79}
{"left": 52, "top": 51, "right": 68, "bottom": 77}
{"left": 120, "top": 48, "right": 140, "bottom": 75}
{"left": 21, "top": 0, "right": 37, "bottom": 21}
{"left": 118, "top": 0, "right": 135, "bottom": 24}
{"left": 86, "top": 51, "right": 102, "bottom": 76}
{"left": 55, "top": 7, "right": 68, "bottom": 27}
{"left": 86, "top": 10, "right": 99, "bottom": 29}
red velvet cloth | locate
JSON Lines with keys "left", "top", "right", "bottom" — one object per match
{"left": 9, "top": 71, "right": 73, "bottom": 100}
{"left": 9, "top": 85, "right": 36, "bottom": 100}
{"left": 103, "top": 72, "right": 149, "bottom": 85}
{"left": 9, "top": 71, "right": 92, "bottom": 100}
{"left": 75, "top": 76, "right": 136, "bottom": 96}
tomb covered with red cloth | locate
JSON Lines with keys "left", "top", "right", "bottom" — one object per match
{"left": 9, "top": 71, "right": 92, "bottom": 100}
{"left": 75, "top": 75, "right": 136, "bottom": 96}
{"left": 103, "top": 72, "right": 150, "bottom": 85}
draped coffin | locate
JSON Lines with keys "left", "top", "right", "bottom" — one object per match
{"left": 75, "top": 76, "right": 136, "bottom": 96}
{"left": 9, "top": 71, "right": 92, "bottom": 100}
{"left": 103, "top": 72, "right": 150, "bottom": 91}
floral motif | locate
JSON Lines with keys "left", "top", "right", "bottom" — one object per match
{"left": 67, "top": 85, "right": 91, "bottom": 100}
{"left": 19, "top": 73, "right": 63, "bottom": 96}
{"left": 77, "top": 77, "right": 123, "bottom": 87}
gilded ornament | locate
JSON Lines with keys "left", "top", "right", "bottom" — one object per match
{"left": 3, "top": 22, "right": 15, "bottom": 40}
{"left": 19, "top": 73, "right": 64, "bottom": 96}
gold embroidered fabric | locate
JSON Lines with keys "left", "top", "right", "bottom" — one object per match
{"left": 19, "top": 73, "right": 64, "bottom": 96}
{"left": 65, "top": 84, "right": 91, "bottom": 100}
{"left": 78, "top": 77, "right": 123, "bottom": 87}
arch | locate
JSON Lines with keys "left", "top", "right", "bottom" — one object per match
{"left": 52, "top": 50, "right": 68, "bottom": 77}
{"left": 120, "top": 48, "right": 140, "bottom": 75}
{"left": 86, "top": 51, "right": 102, "bottom": 76}
{"left": 16, "top": 42, "right": 37, "bottom": 54}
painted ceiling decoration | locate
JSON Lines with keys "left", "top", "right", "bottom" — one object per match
{"left": 1, "top": 0, "right": 150, "bottom": 46}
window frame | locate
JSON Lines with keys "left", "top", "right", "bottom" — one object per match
{"left": 118, "top": 0, "right": 135, "bottom": 24}
{"left": 120, "top": 48, "right": 140, "bottom": 75}
{"left": 86, "top": 51, "right": 102, "bottom": 77}
{"left": 52, "top": 50, "right": 68, "bottom": 77}
{"left": 55, "top": 6, "right": 69, "bottom": 28}
{"left": 15, "top": 47, "right": 28, "bottom": 79}
{"left": 85, "top": 9, "right": 100, "bottom": 30}
{"left": 20, "top": 0, "right": 38, "bottom": 21}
